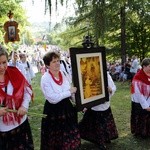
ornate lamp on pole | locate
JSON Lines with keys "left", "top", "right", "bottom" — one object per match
{"left": 82, "top": 33, "right": 94, "bottom": 49}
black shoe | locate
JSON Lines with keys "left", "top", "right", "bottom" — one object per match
{"left": 99, "top": 145, "right": 107, "bottom": 150}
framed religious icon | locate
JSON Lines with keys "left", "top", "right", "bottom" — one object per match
{"left": 69, "top": 47, "right": 109, "bottom": 111}
{"left": 3, "top": 10, "right": 20, "bottom": 43}
{"left": 8, "top": 26, "right": 16, "bottom": 41}
{"left": 4, "top": 21, "right": 20, "bottom": 43}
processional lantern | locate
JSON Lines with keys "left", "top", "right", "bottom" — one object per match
{"left": 82, "top": 34, "right": 94, "bottom": 48}
{"left": 3, "top": 10, "right": 20, "bottom": 43}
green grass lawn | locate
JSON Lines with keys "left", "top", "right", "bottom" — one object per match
{"left": 29, "top": 73, "right": 150, "bottom": 150}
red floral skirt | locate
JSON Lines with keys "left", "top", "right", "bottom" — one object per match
{"left": 79, "top": 107, "right": 118, "bottom": 146}
{"left": 40, "top": 98, "right": 81, "bottom": 150}
{"left": 0, "top": 119, "right": 34, "bottom": 150}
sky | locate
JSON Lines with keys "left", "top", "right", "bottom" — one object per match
{"left": 21, "top": 0, "right": 75, "bottom": 23}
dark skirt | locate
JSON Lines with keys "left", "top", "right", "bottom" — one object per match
{"left": 0, "top": 119, "right": 34, "bottom": 150}
{"left": 79, "top": 107, "right": 118, "bottom": 146}
{"left": 131, "top": 101, "right": 150, "bottom": 137}
{"left": 40, "top": 98, "right": 81, "bottom": 150}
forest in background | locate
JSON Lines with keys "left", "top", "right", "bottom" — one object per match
{"left": 0, "top": 0, "right": 149, "bottom": 63}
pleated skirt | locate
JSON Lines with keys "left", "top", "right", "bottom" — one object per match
{"left": 131, "top": 101, "right": 150, "bottom": 138}
{"left": 79, "top": 107, "right": 118, "bottom": 146}
{"left": 0, "top": 119, "right": 34, "bottom": 150}
{"left": 40, "top": 98, "right": 81, "bottom": 150}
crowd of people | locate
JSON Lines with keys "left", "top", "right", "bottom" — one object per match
{"left": 0, "top": 43, "right": 150, "bottom": 150}
{"left": 107, "top": 55, "right": 141, "bottom": 83}
{"left": 8, "top": 51, "right": 35, "bottom": 85}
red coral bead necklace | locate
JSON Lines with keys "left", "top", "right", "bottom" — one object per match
{"left": 49, "top": 71, "right": 63, "bottom": 85}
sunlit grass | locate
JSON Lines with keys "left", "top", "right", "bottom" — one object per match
{"left": 30, "top": 73, "right": 150, "bottom": 150}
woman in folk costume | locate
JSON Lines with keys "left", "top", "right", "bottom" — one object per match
{"left": 131, "top": 58, "right": 150, "bottom": 138}
{"left": 0, "top": 45, "right": 34, "bottom": 150}
{"left": 40, "top": 52, "right": 81, "bottom": 150}
{"left": 79, "top": 71, "right": 118, "bottom": 150}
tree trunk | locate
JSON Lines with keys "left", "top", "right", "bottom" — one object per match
{"left": 120, "top": 5, "right": 126, "bottom": 65}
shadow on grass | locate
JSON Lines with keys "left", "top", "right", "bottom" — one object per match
{"left": 80, "top": 133, "right": 150, "bottom": 150}
{"left": 81, "top": 139, "right": 100, "bottom": 150}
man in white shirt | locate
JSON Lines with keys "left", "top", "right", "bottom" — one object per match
{"left": 19, "top": 53, "right": 35, "bottom": 84}
{"left": 130, "top": 55, "right": 139, "bottom": 81}
{"left": 8, "top": 51, "right": 26, "bottom": 77}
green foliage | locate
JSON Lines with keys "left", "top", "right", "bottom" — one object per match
{"left": 1, "top": 0, "right": 149, "bottom": 61}
{"left": 21, "top": 31, "right": 34, "bottom": 46}
{"left": 0, "top": 0, "right": 29, "bottom": 50}
{"left": 46, "top": 0, "right": 149, "bottom": 62}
